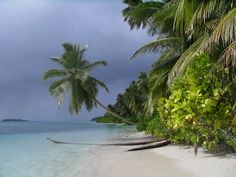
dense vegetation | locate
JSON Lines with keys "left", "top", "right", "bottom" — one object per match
{"left": 95, "top": 72, "right": 149, "bottom": 124}
{"left": 157, "top": 54, "right": 235, "bottom": 152}
{"left": 101, "top": 0, "right": 236, "bottom": 152}
{"left": 44, "top": 0, "right": 236, "bottom": 152}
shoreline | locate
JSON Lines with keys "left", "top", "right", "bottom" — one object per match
{"left": 94, "top": 133, "right": 236, "bottom": 177}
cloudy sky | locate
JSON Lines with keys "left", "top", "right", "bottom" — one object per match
{"left": 0, "top": 0, "right": 155, "bottom": 121}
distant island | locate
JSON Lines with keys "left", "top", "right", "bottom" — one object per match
{"left": 2, "top": 119, "right": 29, "bottom": 122}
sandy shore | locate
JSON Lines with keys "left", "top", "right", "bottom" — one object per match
{"left": 153, "top": 145, "right": 236, "bottom": 177}
{"left": 95, "top": 133, "right": 236, "bottom": 177}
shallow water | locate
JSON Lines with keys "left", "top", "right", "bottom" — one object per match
{"left": 0, "top": 121, "right": 129, "bottom": 177}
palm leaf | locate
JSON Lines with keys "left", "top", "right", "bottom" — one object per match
{"left": 174, "top": 0, "right": 198, "bottom": 35}
{"left": 205, "top": 18, "right": 221, "bottom": 32}
{"left": 48, "top": 78, "right": 70, "bottom": 105}
{"left": 62, "top": 42, "right": 74, "bottom": 53}
{"left": 123, "top": 1, "right": 164, "bottom": 30}
{"left": 131, "top": 37, "right": 181, "bottom": 59}
{"left": 148, "top": 0, "right": 177, "bottom": 35}
{"left": 75, "top": 61, "right": 107, "bottom": 83}
{"left": 206, "top": 8, "right": 236, "bottom": 49}
{"left": 144, "top": 49, "right": 179, "bottom": 115}
{"left": 151, "top": 48, "right": 180, "bottom": 72}
{"left": 187, "top": 1, "right": 221, "bottom": 32}
{"left": 49, "top": 57, "right": 62, "bottom": 64}
{"left": 145, "top": 70, "right": 169, "bottom": 115}
{"left": 89, "top": 76, "right": 109, "bottom": 92}
{"left": 83, "top": 60, "right": 108, "bottom": 71}
{"left": 48, "top": 78, "right": 69, "bottom": 94}
{"left": 218, "top": 40, "right": 236, "bottom": 68}
{"left": 168, "top": 33, "right": 209, "bottom": 84}
{"left": 43, "top": 69, "right": 68, "bottom": 80}
{"left": 75, "top": 70, "right": 89, "bottom": 83}
{"left": 78, "top": 46, "right": 88, "bottom": 62}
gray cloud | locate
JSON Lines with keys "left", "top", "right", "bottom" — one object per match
{"left": 0, "top": 0, "right": 156, "bottom": 121}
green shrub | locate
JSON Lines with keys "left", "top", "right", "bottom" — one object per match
{"left": 145, "top": 112, "right": 169, "bottom": 139}
{"left": 136, "top": 115, "right": 149, "bottom": 131}
{"left": 158, "top": 54, "right": 235, "bottom": 151}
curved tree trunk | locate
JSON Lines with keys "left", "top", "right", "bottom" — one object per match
{"left": 94, "top": 98, "right": 134, "bottom": 125}
{"left": 127, "top": 140, "right": 171, "bottom": 151}
{"left": 47, "top": 137, "right": 157, "bottom": 146}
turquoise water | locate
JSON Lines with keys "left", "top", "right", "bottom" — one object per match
{"left": 0, "top": 121, "right": 128, "bottom": 177}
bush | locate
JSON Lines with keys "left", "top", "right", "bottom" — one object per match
{"left": 145, "top": 112, "right": 169, "bottom": 139}
{"left": 157, "top": 54, "right": 235, "bottom": 151}
{"left": 136, "top": 115, "right": 149, "bottom": 131}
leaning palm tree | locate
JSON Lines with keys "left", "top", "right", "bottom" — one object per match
{"left": 43, "top": 42, "right": 132, "bottom": 124}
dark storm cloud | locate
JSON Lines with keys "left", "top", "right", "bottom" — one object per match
{"left": 0, "top": 0, "right": 156, "bottom": 121}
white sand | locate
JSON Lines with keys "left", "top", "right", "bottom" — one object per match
{"left": 95, "top": 146, "right": 194, "bottom": 177}
{"left": 95, "top": 140, "right": 236, "bottom": 177}
{"left": 153, "top": 145, "right": 236, "bottom": 177}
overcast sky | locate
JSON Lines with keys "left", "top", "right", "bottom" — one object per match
{"left": 0, "top": 0, "right": 156, "bottom": 121}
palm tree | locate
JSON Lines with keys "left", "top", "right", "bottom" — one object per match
{"left": 43, "top": 42, "right": 132, "bottom": 124}
{"left": 124, "top": 0, "right": 236, "bottom": 79}
{"left": 123, "top": 0, "right": 236, "bottom": 114}
{"left": 123, "top": 0, "right": 182, "bottom": 113}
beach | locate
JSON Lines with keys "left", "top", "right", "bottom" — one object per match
{"left": 1, "top": 122, "right": 235, "bottom": 177}
{"left": 95, "top": 133, "right": 236, "bottom": 177}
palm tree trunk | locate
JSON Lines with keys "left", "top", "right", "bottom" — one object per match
{"left": 94, "top": 98, "right": 134, "bottom": 125}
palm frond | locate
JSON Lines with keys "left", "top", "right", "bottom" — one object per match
{"left": 43, "top": 69, "right": 67, "bottom": 80}
{"left": 62, "top": 42, "right": 74, "bottom": 53}
{"left": 187, "top": 1, "right": 220, "bottom": 32}
{"left": 145, "top": 70, "right": 169, "bottom": 115}
{"left": 174, "top": 0, "right": 198, "bottom": 35}
{"left": 83, "top": 60, "right": 108, "bottom": 71}
{"left": 123, "top": 1, "right": 163, "bottom": 30}
{"left": 205, "top": 18, "right": 221, "bottom": 32}
{"left": 75, "top": 61, "right": 107, "bottom": 83}
{"left": 151, "top": 48, "right": 180, "bottom": 72}
{"left": 75, "top": 70, "right": 89, "bottom": 83}
{"left": 131, "top": 37, "right": 181, "bottom": 59}
{"left": 218, "top": 40, "right": 236, "bottom": 68}
{"left": 168, "top": 34, "right": 209, "bottom": 84}
{"left": 78, "top": 46, "right": 87, "bottom": 61}
{"left": 49, "top": 57, "right": 62, "bottom": 64}
{"left": 123, "top": 0, "right": 141, "bottom": 6}
{"left": 148, "top": 0, "right": 177, "bottom": 35}
{"left": 144, "top": 49, "right": 179, "bottom": 115}
{"left": 89, "top": 76, "right": 109, "bottom": 93}
{"left": 48, "top": 78, "right": 69, "bottom": 95}
{"left": 48, "top": 78, "right": 70, "bottom": 106}
{"left": 206, "top": 8, "right": 236, "bottom": 48}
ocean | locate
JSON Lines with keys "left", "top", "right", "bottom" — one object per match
{"left": 0, "top": 121, "right": 130, "bottom": 177}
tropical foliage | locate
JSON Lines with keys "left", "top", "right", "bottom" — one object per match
{"left": 42, "top": 0, "right": 236, "bottom": 152}
{"left": 122, "top": 0, "right": 236, "bottom": 152}
{"left": 123, "top": 0, "right": 236, "bottom": 113}
{"left": 103, "top": 72, "right": 149, "bottom": 123}
{"left": 157, "top": 54, "right": 236, "bottom": 151}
